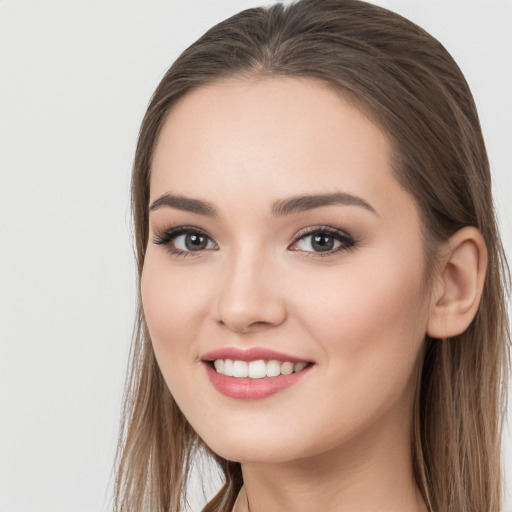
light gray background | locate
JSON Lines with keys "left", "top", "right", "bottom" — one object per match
{"left": 0, "top": 1, "right": 510, "bottom": 511}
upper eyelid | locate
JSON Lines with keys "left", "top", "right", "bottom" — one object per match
{"left": 153, "top": 225, "right": 215, "bottom": 246}
{"left": 154, "top": 224, "right": 351, "bottom": 238}
{"left": 290, "top": 226, "right": 357, "bottom": 252}
{"left": 292, "top": 225, "right": 353, "bottom": 240}
{"left": 154, "top": 225, "right": 210, "bottom": 238}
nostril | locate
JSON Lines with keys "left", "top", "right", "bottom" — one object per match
{"left": 215, "top": 277, "right": 288, "bottom": 333}
{"left": 216, "top": 317, "right": 285, "bottom": 335}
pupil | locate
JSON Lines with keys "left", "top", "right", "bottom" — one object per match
{"left": 185, "top": 234, "right": 207, "bottom": 251}
{"left": 312, "top": 234, "right": 334, "bottom": 252}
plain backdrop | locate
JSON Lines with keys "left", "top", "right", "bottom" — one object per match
{"left": 0, "top": 1, "right": 511, "bottom": 511}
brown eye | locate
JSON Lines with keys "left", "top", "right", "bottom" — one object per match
{"left": 171, "top": 232, "right": 215, "bottom": 252}
{"left": 184, "top": 233, "right": 209, "bottom": 250}
{"left": 291, "top": 227, "right": 356, "bottom": 255}
{"left": 296, "top": 232, "right": 339, "bottom": 253}
{"left": 311, "top": 234, "right": 336, "bottom": 252}
{"left": 154, "top": 227, "right": 217, "bottom": 254}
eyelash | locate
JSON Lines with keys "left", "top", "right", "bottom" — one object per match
{"left": 153, "top": 225, "right": 357, "bottom": 258}
{"left": 153, "top": 226, "right": 216, "bottom": 258}
{"left": 290, "top": 226, "right": 357, "bottom": 257}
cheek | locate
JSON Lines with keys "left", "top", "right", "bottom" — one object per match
{"left": 141, "top": 254, "right": 209, "bottom": 365}
{"left": 276, "top": 252, "right": 429, "bottom": 453}
{"left": 140, "top": 254, "right": 214, "bottom": 416}
{"left": 293, "top": 249, "right": 428, "bottom": 381}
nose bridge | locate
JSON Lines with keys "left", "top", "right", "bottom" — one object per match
{"left": 215, "top": 242, "right": 286, "bottom": 332}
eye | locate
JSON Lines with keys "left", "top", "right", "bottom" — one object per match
{"left": 153, "top": 226, "right": 217, "bottom": 255}
{"left": 173, "top": 232, "right": 215, "bottom": 251}
{"left": 290, "top": 227, "right": 356, "bottom": 255}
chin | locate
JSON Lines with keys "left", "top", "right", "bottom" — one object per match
{"left": 196, "top": 423, "right": 306, "bottom": 465}
{"left": 207, "top": 442, "right": 297, "bottom": 465}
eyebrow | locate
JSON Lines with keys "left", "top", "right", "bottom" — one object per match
{"left": 149, "top": 192, "right": 377, "bottom": 217}
{"left": 271, "top": 192, "right": 377, "bottom": 217}
{"left": 149, "top": 193, "right": 218, "bottom": 217}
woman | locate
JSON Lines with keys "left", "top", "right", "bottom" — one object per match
{"left": 114, "top": 0, "right": 510, "bottom": 510}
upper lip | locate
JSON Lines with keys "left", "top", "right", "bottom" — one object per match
{"left": 201, "top": 347, "right": 311, "bottom": 363}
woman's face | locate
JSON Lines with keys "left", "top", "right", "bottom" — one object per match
{"left": 142, "top": 77, "right": 432, "bottom": 464}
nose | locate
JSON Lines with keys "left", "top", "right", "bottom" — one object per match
{"left": 215, "top": 250, "right": 287, "bottom": 334}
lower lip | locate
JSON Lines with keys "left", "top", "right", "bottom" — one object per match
{"left": 204, "top": 362, "right": 312, "bottom": 400}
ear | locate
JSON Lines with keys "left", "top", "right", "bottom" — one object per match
{"left": 427, "top": 226, "right": 488, "bottom": 339}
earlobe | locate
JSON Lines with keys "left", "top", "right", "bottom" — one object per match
{"left": 427, "top": 226, "right": 488, "bottom": 339}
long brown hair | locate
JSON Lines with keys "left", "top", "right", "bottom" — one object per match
{"left": 114, "top": 1, "right": 510, "bottom": 510}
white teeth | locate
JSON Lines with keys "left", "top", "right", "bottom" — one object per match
{"left": 294, "top": 362, "right": 307, "bottom": 372}
{"left": 223, "top": 359, "right": 234, "bottom": 377}
{"left": 280, "top": 361, "right": 294, "bottom": 375}
{"left": 232, "top": 360, "right": 249, "bottom": 378}
{"left": 266, "top": 360, "right": 281, "bottom": 377}
{"left": 248, "top": 360, "right": 267, "bottom": 379}
{"left": 213, "top": 359, "right": 310, "bottom": 378}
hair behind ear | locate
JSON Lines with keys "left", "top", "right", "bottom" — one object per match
{"left": 416, "top": 223, "right": 508, "bottom": 511}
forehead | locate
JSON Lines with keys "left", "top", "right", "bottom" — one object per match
{"left": 150, "top": 77, "right": 410, "bottom": 220}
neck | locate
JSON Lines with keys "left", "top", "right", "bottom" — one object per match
{"left": 234, "top": 400, "right": 427, "bottom": 512}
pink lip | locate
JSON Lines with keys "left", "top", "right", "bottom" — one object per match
{"left": 203, "top": 362, "right": 313, "bottom": 400}
{"left": 201, "top": 346, "right": 314, "bottom": 400}
{"left": 201, "top": 346, "right": 310, "bottom": 364}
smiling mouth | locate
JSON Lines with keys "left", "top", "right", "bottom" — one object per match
{"left": 210, "top": 359, "right": 312, "bottom": 378}
{"left": 203, "top": 354, "right": 314, "bottom": 399}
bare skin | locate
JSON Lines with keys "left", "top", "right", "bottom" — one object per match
{"left": 233, "top": 402, "right": 427, "bottom": 511}
{"left": 143, "top": 77, "right": 485, "bottom": 512}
